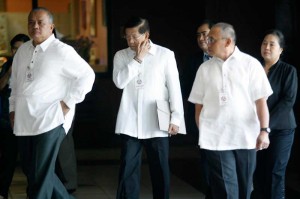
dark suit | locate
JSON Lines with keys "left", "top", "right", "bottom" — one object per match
{"left": 183, "top": 51, "right": 211, "bottom": 198}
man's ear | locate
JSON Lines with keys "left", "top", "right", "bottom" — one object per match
{"left": 51, "top": 24, "right": 55, "bottom": 32}
{"left": 225, "top": 38, "right": 232, "bottom": 47}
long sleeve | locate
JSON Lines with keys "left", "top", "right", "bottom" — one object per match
{"left": 113, "top": 50, "right": 140, "bottom": 89}
{"left": 62, "top": 47, "right": 95, "bottom": 109}
{"left": 267, "top": 61, "right": 298, "bottom": 129}
{"left": 165, "top": 51, "right": 184, "bottom": 126}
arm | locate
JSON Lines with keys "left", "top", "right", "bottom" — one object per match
{"left": 0, "top": 65, "right": 12, "bottom": 90}
{"left": 60, "top": 101, "right": 70, "bottom": 116}
{"left": 61, "top": 48, "right": 95, "bottom": 110}
{"left": 269, "top": 66, "right": 298, "bottom": 123}
{"left": 255, "top": 97, "right": 270, "bottom": 150}
{"left": 9, "top": 111, "right": 14, "bottom": 129}
{"left": 112, "top": 51, "right": 140, "bottom": 89}
{"left": 195, "top": 104, "right": 203, "bottom": 128}
{"left": 113, "top": 41, "right": 151, "bottom": 89}
{"left": 188, "top": 65, "right": 205, "bottom": 129}
{"left": 166, "top": 51, "right": 184, "bottom": 135}
{"left": 9, "top": 57, "right": 17, "bottom": 129}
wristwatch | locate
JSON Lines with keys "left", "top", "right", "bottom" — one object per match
{"left": 260, "top": 127, "right": 271, "bottom": 133}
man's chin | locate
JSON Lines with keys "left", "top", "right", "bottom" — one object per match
{"left": 200, "top": 44, "right": 207, "bottom": 49}
{"left": 129, "top": 46, "right": 136, "bottom": 51}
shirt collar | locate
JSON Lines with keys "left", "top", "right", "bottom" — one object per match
{"left": 229, "top": 46, "right": 240, "bottom": 59}
{"left": 203, "top": 52, "right": 211, "bottom": 62}
{"left": 224, "top": 46, "right": 241, "bottom": 62}
{"left": 147, "top": 40, "right": 156, "bottom": 55}
{"left": 212, "top": 46, "right": 241, "bottom": 63}
{"left": 31, "top": 34, "right": 56, "bottom": 52}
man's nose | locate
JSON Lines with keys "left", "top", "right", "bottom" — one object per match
{"left": 32, "top": 22, "right": 39, "bottom": 28}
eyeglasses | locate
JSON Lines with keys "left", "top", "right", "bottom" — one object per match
{"left": 123, "top": 33, "right": 145, "bottom": 41}
{"left": 206, "top": 37, "right": 227, "bottom": 44}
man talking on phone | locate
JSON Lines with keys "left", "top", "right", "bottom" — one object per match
{"left": 113, "top": 16, "right": 184, "bottom": 199}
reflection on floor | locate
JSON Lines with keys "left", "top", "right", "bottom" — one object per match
{"left": 8, "top": 146, "right": 206, "bottom": 199}
{"left": 7, "top": 145, "right": 300, "bottom": 199}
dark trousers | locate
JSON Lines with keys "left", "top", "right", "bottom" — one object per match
{"left": 205, "top": 149, "right": 256, "bottom": 199}
{"left": 18, "top": 125, "right": 75, "bottom": 199}
{"left": 116, "top": 135, "right": 170, "bottom": 199}
{"left": 199, "top": 148, "right": 212, "bottom": 199}
{"left": 56, "top": 120, "right": 77, "bottom": 191}
{"left": 252, "top": 129, "right": 295, "bottom": 199}
{"left": 0, "top": 128, "right": 18, "bottom": 198}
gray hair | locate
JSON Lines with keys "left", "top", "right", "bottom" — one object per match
{"left": 214, "top": 22, "right": 236, "bottom": 44}
{"left": 29, "top": 7, "right": 54, "bottom": 24}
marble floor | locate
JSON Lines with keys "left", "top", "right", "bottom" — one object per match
{"left": 7, "top": 146, "right": 206, "bottom": 199}
{"left": 6, "top": 145, "right": 300, "bottom": 199}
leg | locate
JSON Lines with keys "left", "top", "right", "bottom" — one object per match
{"left": 205, "top": 150, "right": 238, "bottom": 199}
{"left": 18, "top": 135, "right": 32, "bottom": 197}
{"left": 55, "top": 119, "right": 77, "bottom": 192}
{"left": 252, "top": 147, "right": 268, "bottom": 199}
{"left": 0, "top": 128, "right": 18, "bottom": 198}
{"left": 144, "top": 137, "right": 170, "bottom": 199}
{"left": 235, "top": 149, "right": 256, "bottom": 199}
{"left": 199, "top": 148, "right": 212, "bottom": 199}
{"left": 19, "top": 125, "right": 74, "bottom": 199}
{"left": 116, "top": 135, "right": 143, "bottom": 199}
{"left": 269, "top": 129, "right": 294, "bottom": 199}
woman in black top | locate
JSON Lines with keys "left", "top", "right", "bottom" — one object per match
{"left": 252, "top": 29, "right": 298, "bottom": 199}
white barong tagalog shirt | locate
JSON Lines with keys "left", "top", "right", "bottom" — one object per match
{"left": 188, "top": 47, "right": 273, "bottom": 150}
{"left": 113, "top": 41, "right": 184, "bottom": 139}
{"left": 9, "top": 34, "right": 95, "bottom": 135}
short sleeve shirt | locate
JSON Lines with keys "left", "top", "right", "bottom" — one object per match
{"left": 188, "top": 47, "right": 273, "bottom": 150}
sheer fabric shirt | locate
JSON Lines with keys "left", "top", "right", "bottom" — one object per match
{"left": 188, "top": 47, "right": 273, "bottom": 150}
{"left": 113, "top": 41, "right": 184, "bottom": 139}
{"left": 9, "top": 34, "right": 95, "bottom": 135}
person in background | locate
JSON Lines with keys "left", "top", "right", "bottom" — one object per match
{"left": 184, "top": 19, "right": 214, "bottom": 199}
{"left": 9, "top": 7, "right": 95, "bottom": 199}
{"left": 188, "top": 22, "right": 273, "bottom": 199}
{"left": 113, "top": 16, "right": 184, "bottom": 199}
{"left": 252, "top": 29, "right": 298, "bottom": 199}
{"left": 183, "top": 19, "right": 214, "bottom": 142}
{"left": 183, "top": 19, "right": 214, "bottom": 100}
{"left": 0, "top": 33, "right": 30, "bottom": 199}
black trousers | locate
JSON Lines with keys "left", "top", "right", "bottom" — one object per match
{"left": 0, "top": 127, "right": 18, "bottom": 198}
{"left": 252, "top": 129, "right": 295, "bottom": 199}
{"left": 55, "top": 120, "right": 78, "bottom": 191}
{"left": 18, "top": 125, "right": 75, "bottom": 199}
{"left": 116, "top": 135, "right": 170, "bottom": 199}
{"left": 205, "top": 149, "right": 256, "bottom": 199}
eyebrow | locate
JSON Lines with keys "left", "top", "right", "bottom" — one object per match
{"left": 196, "top": 31, "right": 209, "bottom": 35}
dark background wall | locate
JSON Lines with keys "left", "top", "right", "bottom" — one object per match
{"left": 74, "top": 0, "right": 208, "bottom": 148}
{"left": 73, "top": 0, "right": 299, "bottom": 178}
